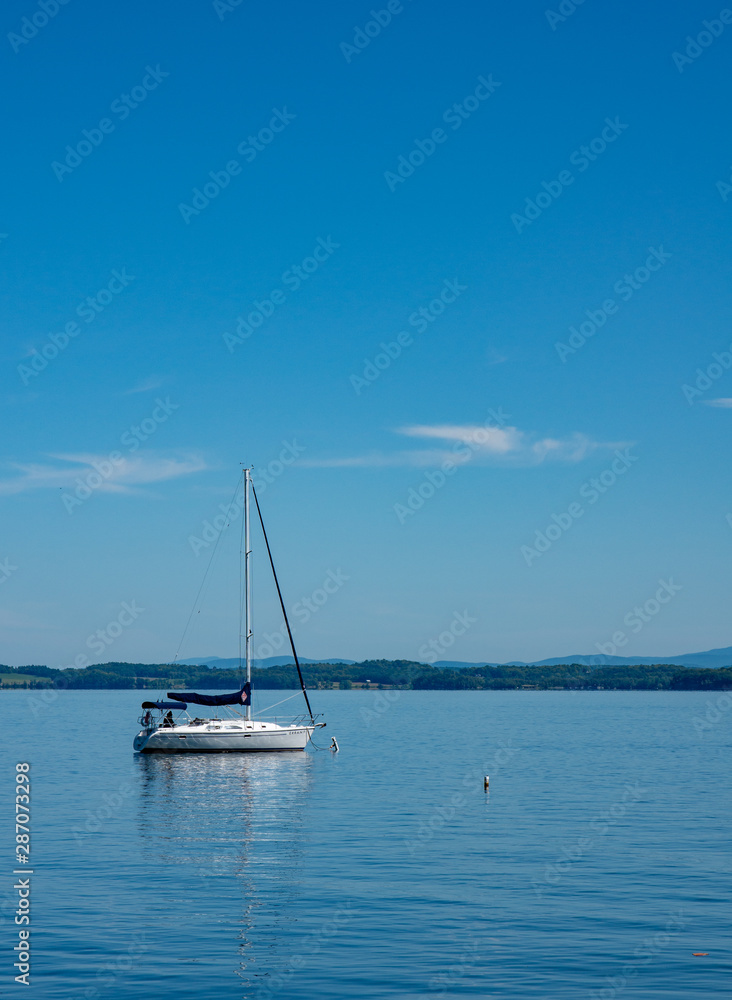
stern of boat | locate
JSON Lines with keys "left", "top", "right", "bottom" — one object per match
{"left": 133, "top": 729, "right": 152, "bottom": 752}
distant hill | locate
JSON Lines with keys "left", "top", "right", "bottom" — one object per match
{"left": 501, "top": 644, "right": 732, "bottom": 669}
{"left": 178, "top": 655, "right": 356, "bottom": 669}
{"left": 182, "top": 645, "right": 732, "bottom": 671}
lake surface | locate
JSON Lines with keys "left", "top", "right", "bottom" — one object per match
{"left": 1, "top": 688, "right": 730, "bottom": 998}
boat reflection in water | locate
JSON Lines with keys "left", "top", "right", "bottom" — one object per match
{"left": 135, "top": 751, "right": 313, "bottom": 996}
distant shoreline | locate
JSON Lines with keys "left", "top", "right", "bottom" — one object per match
{"left": 1, "top": 660, "right": 731, "bottom": 692}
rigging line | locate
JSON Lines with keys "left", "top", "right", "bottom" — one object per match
{"left": 250, "top": 482, "right": 314, "bottom": 724}
{"left": 254, "top": 690, "right": 302, "bottom": 714}
{"left": 306, "top": 727, "right": 331, "bottom": 751}
{"left": 172, "top": 472, "right": 244, "bottom": 666}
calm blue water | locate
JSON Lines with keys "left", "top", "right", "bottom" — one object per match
{"left": 1, "top": 688, "right": 730, "bottom": 998}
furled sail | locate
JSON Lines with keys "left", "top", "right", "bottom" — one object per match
{"left": 166, "top": 681, "right": 251, "bottom": 707}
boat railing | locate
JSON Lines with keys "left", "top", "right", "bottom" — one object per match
{"left": 243, "top": 712, "right": 322, "bottom": 727}
{"left": 288, "top": 712, "right": 324, "bottom": 726}
{"left": 138, "top": 715, "right": 166, "bottom": 729}
{"left": 137, "top": 709, "right": 191, "bottom": 729}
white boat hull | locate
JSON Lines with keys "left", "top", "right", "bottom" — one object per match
{"left": 133, "top": 720, "right": 313, "bottom": 753}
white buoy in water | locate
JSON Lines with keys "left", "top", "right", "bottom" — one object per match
{"left": 484, "top": 775, "right": 489, "bottom": 791}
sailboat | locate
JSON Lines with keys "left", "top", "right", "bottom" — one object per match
{"left": 133, "top": 468, "right": 326, "bottom": 753}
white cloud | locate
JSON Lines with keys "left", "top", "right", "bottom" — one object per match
{"left": 397, "top": 424, "right": 522, "bottom": 454}
{"left": 300, "top": 424, "right": 628, "bottom": 469}
{"left": 0, "top": 452, "right": 206, "bottom": 496}
{"left": 528, "top": 433, "right": 602, "bottom": 463}
{"left": 704, "top": 398, "right": 732, "bottom": 408}
{"left": 300, "top": 450, "right": 467, "bottom": 469}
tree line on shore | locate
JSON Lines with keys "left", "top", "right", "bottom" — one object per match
{"left": 1, "top": 659, "right": 731, "bottom": 691}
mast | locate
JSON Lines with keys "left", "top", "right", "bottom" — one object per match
{"left": 244, "top": 467, "right": 252, "bottom": 720}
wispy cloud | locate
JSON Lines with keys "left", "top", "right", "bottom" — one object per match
{"left": 0, "top": 452, "right": 206, "bottom": 496}
{"left": 704, "top": 398, "right": 732, "bottom": 408}
{"left": 397, "top": 424, "right": 521, "bottom": 454}
{"left": 300, "top": 450, "right": 463, "bottom": 469}
{"left": 122, "top": 376, "right": 163, "bottom": 395}
{"left": 300, "top": 424, "right": 628, "bottom": 469}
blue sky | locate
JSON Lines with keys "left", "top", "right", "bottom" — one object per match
{"left": 3, "top": 0, "right": 732, "bottom": 668}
